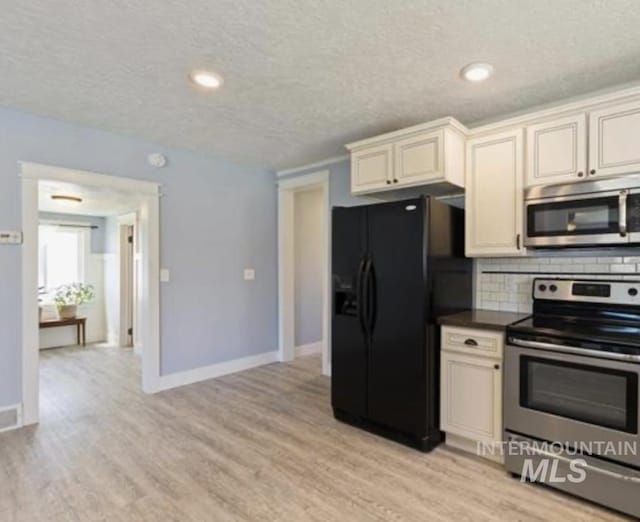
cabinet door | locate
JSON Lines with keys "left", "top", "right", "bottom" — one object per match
{"left": 465, "top": 129, "right": 525, "bottom": 257}
{"left": 351, "top": 144, "right": 393, "bottom": 194}
{"left": 394, "top": 130, "right": 443, "bottom": 186}
{"left": 526, "top": 114, "right": 587, "bottom": 187}
{"left": 589, "top": 100, "right": 640, "bottom": 178}
{"left": 440, "top": 352, "right": 502, "bottom": 444}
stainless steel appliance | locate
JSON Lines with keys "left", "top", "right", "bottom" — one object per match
{"left": 505, "top": 279, "right": 640, "bottom": 518}
{"left": 524, "top": 176, "right": 640, "bottom": 247}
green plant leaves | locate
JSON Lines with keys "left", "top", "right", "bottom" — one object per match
{"left": 53, "top": 283, "right": 96, "bottom": 306}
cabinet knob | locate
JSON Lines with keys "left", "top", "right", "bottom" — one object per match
{"left": 393, "top": 179, "right": 398, "bottom": 183}
{"left": 386, "top": 180, "right": 391, "bottom": 185}
{"left": 577, "top": 171, "right": 584, "bottom": 178}
{"left": 494, "top": 364, "right": 500, "bottom": 370}
{"left": 590, "top": 169, "right": 596, "bottom": 175}
{"left": 464, "top": 338, "right": 478, "bottom": 346}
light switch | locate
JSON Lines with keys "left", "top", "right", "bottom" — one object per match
{"left": 0, "top": 231, "right": 22, "bottom": 244}
{"left": 160, "top": 268, "right": 170, "bottom": 282}
{"left": 244, "top": 269, "right": 255, "bottom": 281}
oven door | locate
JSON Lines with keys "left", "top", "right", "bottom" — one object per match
{"left": 525, "top": 190, "right": 628, "bottom": 247}
{"left": 505, "top": 340, "right": 640, "bottom": 467}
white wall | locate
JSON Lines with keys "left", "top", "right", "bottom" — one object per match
{"left": 104, "top": 216, "right": 121, "bottom": 345}
{"left": 294, "top": 188, "right": 324, "bottom": 347}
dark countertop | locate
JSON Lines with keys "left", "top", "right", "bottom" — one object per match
{"left": 438, "top": 310, "right": 530, "bottom": 332}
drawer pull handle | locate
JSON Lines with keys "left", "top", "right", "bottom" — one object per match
{"left": 464, "top": 338, "right": 478, "bottom": 346}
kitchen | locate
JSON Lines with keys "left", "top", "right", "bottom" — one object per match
{"left": 330, "top": 82, "right": 640, "bottom": 519}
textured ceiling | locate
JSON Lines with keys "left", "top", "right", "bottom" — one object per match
{"left": 2, "top": 1, "right": 640, "bottom": 170}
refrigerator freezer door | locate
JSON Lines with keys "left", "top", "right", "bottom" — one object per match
{"left": 366, "top": 198, "right": 428, "bottom": 436}
{"left": 331, "top": 206, "right": 368, "bottom": 418}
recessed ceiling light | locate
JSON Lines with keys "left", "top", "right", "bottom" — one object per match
{"left": 51, "top": 195, "right": 82, "bottom": 204}
{"left": 189, "top": 69, "right": 223, "bottom": 90}
{"left": 460, "top": 63, "right": 494, "bottom": 82}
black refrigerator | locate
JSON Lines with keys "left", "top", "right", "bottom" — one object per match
{"left": 331, "top": 196, "right": 472, "bottom": 451}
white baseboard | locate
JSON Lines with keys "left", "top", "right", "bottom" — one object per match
{"left": 295, "top": 341, "right": 323, "bottom": 357}
{"left": 154, "top": 350, "right": 279, "bottom": 392}
{"left": 0, "top": 404, "right": 23, "bottom": 433}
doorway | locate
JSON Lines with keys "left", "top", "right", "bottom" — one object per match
{"left": 21, "top": 162, "right": 161, "bottom": 426}
{"left": 277, "top": 170, "right": 331, "bottom": 375}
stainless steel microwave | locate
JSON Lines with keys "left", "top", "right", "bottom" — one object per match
{"left": 524, "top": 176, "right": 640, "bottom": 247}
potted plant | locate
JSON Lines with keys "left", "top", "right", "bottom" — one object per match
{"left": 54, "top": 283, "right": 95, "bottom": 319}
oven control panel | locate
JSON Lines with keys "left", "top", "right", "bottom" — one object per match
{"left": 534, "top": 278, "right": 640, "bottom": 305}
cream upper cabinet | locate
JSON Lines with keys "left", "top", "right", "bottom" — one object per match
{"left": 589, "top": 100, "right": 640, "bottom": 178}
{"left": 526, "top": 113, "right": 587, "bottom": 187}
{"left": 346, "top": 118, "right": 467, "bottom": 196}
{"left": 465, "top": 129, "right": 525, "bottom": 257}
{"left": 350, "top": 143, "right": 393, "bottom": 193}
{"left": 394, "top": 129, "right": 444, "bottom": 184}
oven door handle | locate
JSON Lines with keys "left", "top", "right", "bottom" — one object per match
{"left": 522, "top": 445, "right": 640, "bottom": 483}
{"left": 509, "top": 337, "right": 640, "bottom": 363}
{"left": 619, "top": 189, "right": 628, "bottom": 237}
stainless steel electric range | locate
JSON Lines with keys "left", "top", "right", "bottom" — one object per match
{"left": 504, "top": 278, "right": 640, "bottom": 518}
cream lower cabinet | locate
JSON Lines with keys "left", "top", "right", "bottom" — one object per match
{"left": 465, "top": 129, "right": 525, "bottom": 257}
{"left": 440, "top": 326, "right": 504, "bottom": 463}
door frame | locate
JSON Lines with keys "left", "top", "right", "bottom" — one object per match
{"left": 119, "top": 222, "right": 134, "bottom": 347}
{"left": 277, "top": 170, "right": 331, "bottom": 376}
{"left": 20, "top": 162, "right": 161, "bottom": 426}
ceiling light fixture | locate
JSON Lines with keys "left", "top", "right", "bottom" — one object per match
{"left": 460, "top": 63, "right": 494, "bottom": 82}
{"left": 189, "top": 69, "right": 223, "bottom": 90}
{"left": 51, "top": 195, "right": 82, "bottom": 204}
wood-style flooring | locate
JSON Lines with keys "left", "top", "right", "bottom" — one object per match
{"left": 0, "top": 345, "right": 630, "bottom": 521}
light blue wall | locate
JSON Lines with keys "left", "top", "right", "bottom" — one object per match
{"left": 38, "top": 212, "right": 106, "bottom": 254}
{"left": 0, "top": 106, "right": 277, "bottom": 407}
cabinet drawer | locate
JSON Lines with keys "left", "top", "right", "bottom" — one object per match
{"left": 441, "top": 326, "right": 504, "bottom": 358}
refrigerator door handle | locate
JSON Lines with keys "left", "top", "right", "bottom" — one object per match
{"left": 361, "top": 258, "right": 372, "bottom": 337}
{"left": 356, "top": 257, "right": 368, "bottom": 336}
{"left": 366, "top": 260, "right": 377, "bottom": 336}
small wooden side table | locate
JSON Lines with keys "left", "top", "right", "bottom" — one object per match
{"left": 39, "top": 317, "right": 87, "bottom": 346}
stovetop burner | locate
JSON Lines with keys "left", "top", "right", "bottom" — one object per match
{"left": 507, "top": 278, "right": 640, "bottom": 354}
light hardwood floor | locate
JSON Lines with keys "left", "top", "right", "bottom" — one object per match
{"left": 0, "top": 345, "right": 631, "bottom": 521}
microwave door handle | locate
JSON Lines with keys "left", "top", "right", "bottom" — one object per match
{"left": 619, "top": 190, "right": 628, "bottom": 237}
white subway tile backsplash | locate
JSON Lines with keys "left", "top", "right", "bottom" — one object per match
{"left": 611, "top": 264, "right": 636, "bottom": 273}
{"left": 476, "top": 255, "right": 640, "bottom": 313}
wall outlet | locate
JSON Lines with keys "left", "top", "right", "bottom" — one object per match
{"left": 244, "top": 269, "right": 255, "bottom": 281}
{"left": 160, "top": 268, "right": 170, "bottom": 283}
{"left": 0, "top": 231, "right": 22, "bottom": 244}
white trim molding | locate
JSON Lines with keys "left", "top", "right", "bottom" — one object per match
{"left": 278, "top": 169, "right": 331, "bottom": 377}
{"left": 20, "top": 162, "right": 161, "bottom": 425}
{"left": 276, "top": 154, "right": 348, "bottom": 178}
{"left": 0, "top": 404, "right": 22, "bottom": 433}
{"left": 154, "top": 351, "right": 279, "bottom": 392}
{"left": 295, "top": 342, "right": 323, "bottom": 357}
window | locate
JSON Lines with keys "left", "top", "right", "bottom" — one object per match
{"left": 38, "top": 225, "right": 86, "bottom": 291}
